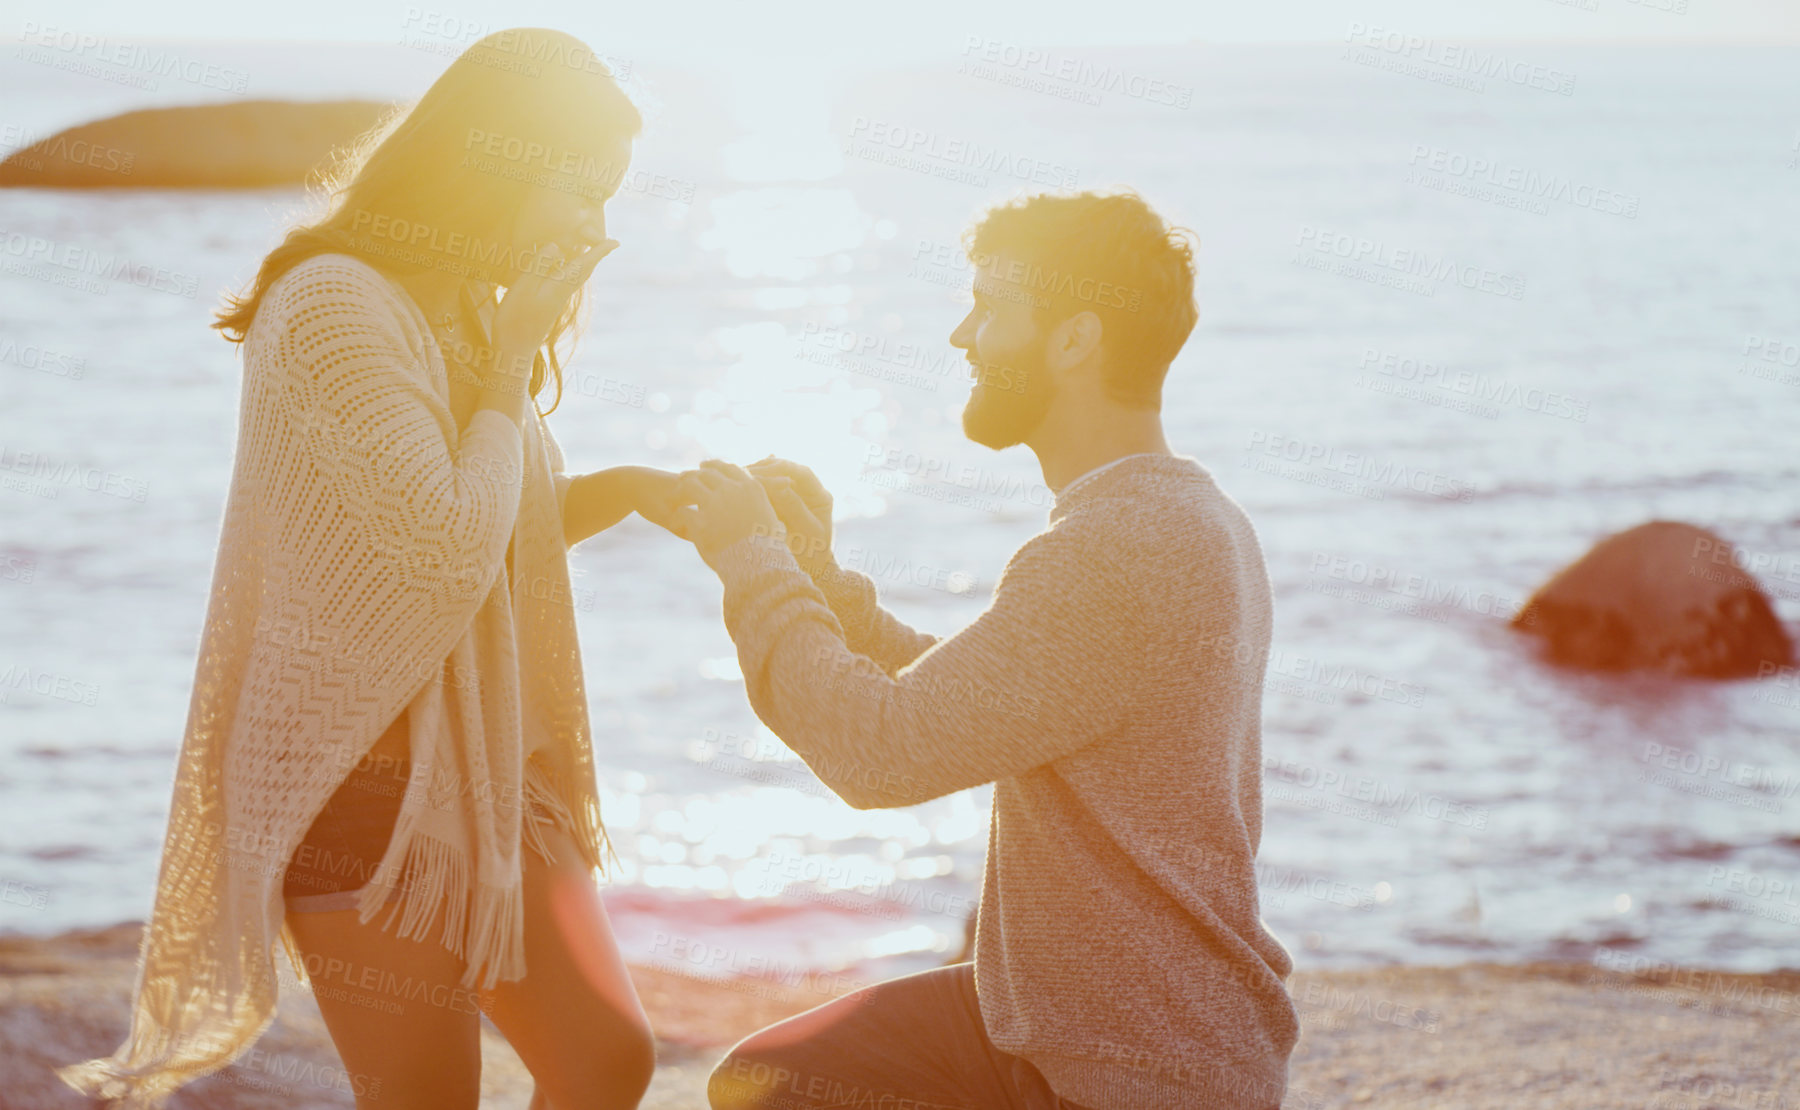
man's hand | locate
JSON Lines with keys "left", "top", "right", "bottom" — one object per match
{"left": 675, "top": 460, "right": 783, "bottom": 570}
{"left": 747, "top": 457, "right": 836, "bottom": 577}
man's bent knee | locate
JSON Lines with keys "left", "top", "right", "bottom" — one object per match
{"left": 707, "top": 1046, "right": 809, "bottom": 1110}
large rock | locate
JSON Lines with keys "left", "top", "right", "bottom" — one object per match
{"left": 1511, "top": 521, "right": 1792, "bottom": 678}
{"left": 0, "top": 100, "right": 393, "bottom": 188}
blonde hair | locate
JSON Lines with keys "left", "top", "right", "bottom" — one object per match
{"left": 215, "top": 28, "right": 643, "bottom": 416}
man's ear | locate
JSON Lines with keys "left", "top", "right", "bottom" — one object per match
{"left": 1048, "top": 310, "right": 1103, "bottom": 370}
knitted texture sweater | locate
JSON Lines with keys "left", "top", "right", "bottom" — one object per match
{"left": 713, "top": 453, "right": 1299, "bottom": 1110}
{"left": 57, "top": 253, "right": 610, "bottom": 1108}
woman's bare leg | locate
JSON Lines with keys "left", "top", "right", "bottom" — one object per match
{"left": 483, "top": 819, "right": 657, "bottom": 1110}
{"left": 283, "top": 896, "right": 483, "bottom": 1109}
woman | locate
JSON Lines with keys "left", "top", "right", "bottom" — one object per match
{"left": 58, "top": 28, "right": 678, "bottom": 1110}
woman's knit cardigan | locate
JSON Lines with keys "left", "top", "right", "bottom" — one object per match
{"left": 57, "top": 253, "right": 611, "bottom": 1107}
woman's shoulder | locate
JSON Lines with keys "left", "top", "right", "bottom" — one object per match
{"left": 257, "top": 251, "right": 423, "bottom": 344}
{"left": 268, "top": 251, "right": 405, "bottom": 309}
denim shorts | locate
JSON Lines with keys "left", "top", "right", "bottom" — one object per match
{"left": 283, "top": 715, "right": 554, "bottom": 913}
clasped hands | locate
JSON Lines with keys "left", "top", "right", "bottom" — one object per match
{"left": 631, "top": 457, "right": 835, "bottom": 575}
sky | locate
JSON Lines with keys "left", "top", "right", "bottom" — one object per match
{"left": 16, "top": 0, "right": 1800, "bottom": 65}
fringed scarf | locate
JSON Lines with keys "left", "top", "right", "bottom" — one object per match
{"left": 58, "top": 252, "right": 612, "bottom": 1107}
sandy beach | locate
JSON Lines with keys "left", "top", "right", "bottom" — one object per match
{"left": 3, "top": 922, "right": 1793, "bottom": 1109}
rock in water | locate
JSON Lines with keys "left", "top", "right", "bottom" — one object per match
{"left": 1512, "top": 521, "right": 1792, "bottom": 678}
{"left": 0, "top": 100, "right": 393, "bottom": 188}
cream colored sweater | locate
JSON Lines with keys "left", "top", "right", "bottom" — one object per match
{"left": 58, "top": 253, "right": 611, "bottom": 1108}
{"left": 714, "top": 454, "right": 1299, "bottom": 1110}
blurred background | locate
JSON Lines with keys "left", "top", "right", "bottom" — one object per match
{"left": 3, "top": 0, "right": 1798, "bottom": 997}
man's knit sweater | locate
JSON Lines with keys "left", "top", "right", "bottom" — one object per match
{"left": 712, "top": 452, "right": 1299, "bottom": 1110}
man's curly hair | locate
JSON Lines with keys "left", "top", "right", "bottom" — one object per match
{"left": 963, "top": 189, "right": 1199, "bottom": 410}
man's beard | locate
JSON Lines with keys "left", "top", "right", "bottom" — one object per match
{"left": 961, "top": 337, "right": 1055, "bottom": 450}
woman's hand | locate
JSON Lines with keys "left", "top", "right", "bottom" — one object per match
{"left": 627, "top": 468, "right": 693, "bottom": 539}
{"left": 562, "top": 466, "right": 692, "bottom": 547}
{"left": 486, "top": 222, "right": 618, "bottom": 396}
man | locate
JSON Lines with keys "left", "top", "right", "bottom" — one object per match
{"left": 676, "top": 190, "right": 1298, "bottom": 1110}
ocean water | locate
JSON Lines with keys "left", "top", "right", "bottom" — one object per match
{"left": 2, "top": 40, "right": 1799, "bottom": 983}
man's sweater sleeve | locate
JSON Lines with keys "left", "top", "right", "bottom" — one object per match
{"left": 804, "top": 560, "right": 941, "bottom": 676}
{"left": 713, "top": 520, "right": 1144, "bottom": 809}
